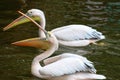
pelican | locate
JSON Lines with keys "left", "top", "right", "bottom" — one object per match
{"left": 11, "top": 12, "right": 106, "bottom": 80}
{"left": 12, "top": 36, "right": 106, "bottom": 80}
{"left": 3, "top": 9, "right": 105, "bottom": 47}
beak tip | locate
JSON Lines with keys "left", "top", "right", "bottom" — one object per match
{"left": 3, "top": 28, "right": 6, "bottom": 31}
{"left": 11, "top": 42, "right": 15, "bottom": 45}
{"left": 11, "top": 42, "right": 18, "bottom": 45}
{"left": 3, "top": 27, "right": 9, "bottom": 31}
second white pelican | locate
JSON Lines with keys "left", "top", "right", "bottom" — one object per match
{"left": 4, "top": 9, "right": 105, "bottom": 47}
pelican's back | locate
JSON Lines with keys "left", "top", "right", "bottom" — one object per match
{"left": 51, "top": 24, "right": 105, "bottom": 41}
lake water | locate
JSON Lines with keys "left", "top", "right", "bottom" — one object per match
{"left": 0, "top": 0, "right": 120, "bottom": 80}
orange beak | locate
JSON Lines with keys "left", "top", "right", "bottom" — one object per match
{"left": 12, "top": 38, "right": 51, "bottom": 50}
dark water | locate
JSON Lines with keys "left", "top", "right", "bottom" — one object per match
{"left": 0, "top": 0, "right": 120, "bottom": 80}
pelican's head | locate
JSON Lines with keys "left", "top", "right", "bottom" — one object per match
{"left": 3, "top": 9, "right": 45, "bottom": 31}
{"left": 27, "top": 9, "right": 44, "bottom": 17}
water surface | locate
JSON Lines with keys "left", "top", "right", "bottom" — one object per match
{"left": 0, "top": 0, "right": 120, "bottom": 80}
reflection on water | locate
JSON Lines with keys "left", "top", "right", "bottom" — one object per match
{"left": 0, "top": 0, "right": 120, "bottom": 80}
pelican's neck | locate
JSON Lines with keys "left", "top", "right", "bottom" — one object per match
{"left": 38, "top": 13, "right": 46, "bottom": 38}
{"left": 31, "top": 34, "right": 58, "bottom": 78}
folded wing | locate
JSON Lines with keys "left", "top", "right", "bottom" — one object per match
{"left": 52, "top": 25, "right": 105, "bottom": 41}
{"left": 40, "top": 53, "right": 96, "bottom": 77}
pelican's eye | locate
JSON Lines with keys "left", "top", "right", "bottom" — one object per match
{"left": 29, "top": 11, "right": 33, "bottom": 14}
{"left": 27, "top": 11, "right": 33, "bottom": 16}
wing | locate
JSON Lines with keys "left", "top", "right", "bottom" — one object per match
{"left": 51, "top": 24, "right": 105, "bottom": 41}
{"left": 40, "top": 53, "right": 96, "bottom": 77}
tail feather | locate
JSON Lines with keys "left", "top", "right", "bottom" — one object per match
{"left": 100, "top": 35, "right": 105, "bottom": 40}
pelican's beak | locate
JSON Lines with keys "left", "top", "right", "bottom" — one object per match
{"left": 12, "top": 37, "right": 51, "bottom": 50}
{"left": 3, "top": 14, "right": 40, "bottom": 31}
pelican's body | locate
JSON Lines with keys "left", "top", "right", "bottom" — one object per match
{"left": 4, "top": 9, "right": 105, "bottom": 47}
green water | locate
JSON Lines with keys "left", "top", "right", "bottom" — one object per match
{"left": 0, "top": 0, "right": 120, "bottom": 80}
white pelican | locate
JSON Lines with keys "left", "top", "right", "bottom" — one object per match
{"left": 11, "top": 12, "right": 106, "bottom": 80}
{"left": 12, "top": 29, "right": 106, "bottom": 80}
{"left": 3, "top": 9, "right": 105, "bottom": 47}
